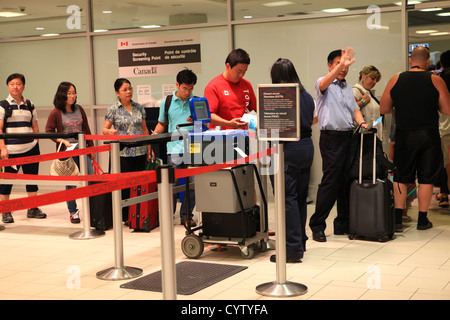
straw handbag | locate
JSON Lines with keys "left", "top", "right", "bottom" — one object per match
{"left": 50, "top": 140, "right": 79, "bottom": 176}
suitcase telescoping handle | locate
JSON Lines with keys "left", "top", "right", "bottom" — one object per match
{"left": 358, "top": 128, "right": 377, "bottom": 185}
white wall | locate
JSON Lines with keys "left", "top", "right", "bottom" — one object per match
{"left": 234, "top": 12, "right": 403, "bottom": 198}
{"left": 0, "top": 12, "right": 403, "bottom": 197}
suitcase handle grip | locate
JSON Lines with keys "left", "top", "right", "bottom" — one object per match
{"left": 358, "top": 128, "right": 377, "bottom": 185}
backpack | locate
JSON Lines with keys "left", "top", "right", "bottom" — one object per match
{"left": 163, "top": 95, "right": 173, "bottom": 133}
{"left": 0, "top": 99, "right": 34, "bottom": 124}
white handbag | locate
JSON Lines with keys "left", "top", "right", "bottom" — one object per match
{"left": 50, "top": 140, "right": 80, "bottom": 176}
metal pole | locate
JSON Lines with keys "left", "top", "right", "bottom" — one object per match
{"left": 69, "top": 133, "right": 105, "bottom": 240}
{"left": 158, "top": 165, "right": 177, "bottom": 300}
{"left": 256, "top": 142, "right": 307, "bottom": 297}
{"left": 96, "top": 141, "right": 143, "bottom": 280}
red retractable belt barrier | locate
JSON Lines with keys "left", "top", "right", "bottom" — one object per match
{"left": 0, "top": 132, "right": 277, "bottom": 214}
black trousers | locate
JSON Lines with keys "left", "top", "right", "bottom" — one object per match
{"left": 309, "top": 131, "right": 352, "bottom": 233}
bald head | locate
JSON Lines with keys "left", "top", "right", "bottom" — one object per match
{"left": 409, "top": 46, "right": 430, "bottom": 69}
{"left": 411, "top": 46, "right": 430, "bottom": 61}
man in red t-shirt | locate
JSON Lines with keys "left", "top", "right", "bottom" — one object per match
{"left": 204, "top": 48, "right": 257, "bottom": 129}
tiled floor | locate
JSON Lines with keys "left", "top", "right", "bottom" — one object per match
{"left": 0, "top": 189, "right": 449, "bottom": 301}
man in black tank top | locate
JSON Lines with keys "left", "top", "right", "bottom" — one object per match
{"left": 380, "top": 46, "right": 450, "bottom": 231}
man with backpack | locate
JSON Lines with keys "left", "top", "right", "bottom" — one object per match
{"left": 152, "top": 68, "right": 197, "bottom": 227}
{"left": 0, "top": 73, "right": 47, "bottom": 224}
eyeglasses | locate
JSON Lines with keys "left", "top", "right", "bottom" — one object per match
{"left": 120, "top": 87, "right": 133, "bottom": 92}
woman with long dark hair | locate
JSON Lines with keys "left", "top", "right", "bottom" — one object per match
{"left": 269, "top": 58, "right": 316, "bottom": 263}
{"left": 45, "top": 81, "right": 94, "bottom": 223}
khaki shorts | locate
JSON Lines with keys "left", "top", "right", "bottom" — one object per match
{"left": 441, "top": 134, "right": 450, "bottom": 167}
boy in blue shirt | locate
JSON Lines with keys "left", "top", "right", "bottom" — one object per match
{"left": 153, "top": 69, "right": 197, "bottom": 227}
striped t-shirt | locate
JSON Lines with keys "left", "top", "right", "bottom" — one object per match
{"left": 0, "top": 94, "right": 38, "bottom": 154}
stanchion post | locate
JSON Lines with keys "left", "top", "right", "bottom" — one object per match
{"left": 69, "top": 133, "right": 105, "bottom": 240}
{"left": 256, "top": 142, "right": 308, "bottom": 297}
{"left": 157, "top": 164, "right": 177, "bottom": 300}
{"left": 96, "top": 141, "right": 143, "bottom": 280}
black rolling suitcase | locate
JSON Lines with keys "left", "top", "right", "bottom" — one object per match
{"left": 89, "top": 181, "right": 113, "bottom": 231}
{"left": 89, "top": 160, "right": 113, "bottom": 231}
{"left": 349, "top": 129, "right": 395, "bottom": 242}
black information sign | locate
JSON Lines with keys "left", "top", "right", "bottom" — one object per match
{"left": 257, "top": 84, "right": 300, "bottom": 141}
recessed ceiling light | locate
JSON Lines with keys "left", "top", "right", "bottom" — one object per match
{"left": 94, "top": 29, "right": 108, "bottom": 33}
{"left": 420, "top": 8, "right": 442, "bottom": 12}
{"left": 140, "top": 25, "right": 161, "bottom": 29}
{"left": 437, "top": 12, "right": 450, "bottom": 17}
{"left": 415, "top": 29, "right": 438, "bottom": 34}
{"left": 0, "top": 11, "right": 27, "bottom": 18}
{"left": 42, "top": 33, "right": 60, "bottom": 37}
{"left": 394, "top": 1, "right": 421, "bottom": 5}
{"left": 244, "top": 15, "right": 253, "bottom": 19}
{"left": 263, "top": 1, "right": 294, "bottom": 7}
{"left": 36, "top": 27, "right": 45, "bottom": 31}
{"left": 102, "top": 10, "right": 112, "bottom": 14}
{"left": 322, "top": 8, "right": 349, "bottom": 13}
{"left": 430, "top": 32, "right": 450, "bottom": 36}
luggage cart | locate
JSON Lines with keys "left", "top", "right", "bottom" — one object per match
{"left": 181, "top": 163, "right": 269, "bottom": 259}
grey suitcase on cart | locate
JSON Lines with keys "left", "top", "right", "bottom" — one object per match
{"left": 349, "top": 129, "right": 395, "bottom": 242}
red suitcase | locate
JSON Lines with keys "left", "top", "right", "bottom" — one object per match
{"left": 128, "top": 183, "right": 158, "bottom": 232}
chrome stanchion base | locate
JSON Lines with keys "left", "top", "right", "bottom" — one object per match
{"left": 266, "top": 239, "right": 276, "bottom": 250}
{"left": 69, "top": 229, "right": 105, "bottom": 240}
{"left": 256, "top": 281, "right": 308, "bottom": 297}
{"left": 96, "top": 266, "right": 143, "bottom": 281}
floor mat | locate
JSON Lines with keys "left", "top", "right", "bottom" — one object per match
{"left": 120, "top": 261, "right": 248, "bottom": 295}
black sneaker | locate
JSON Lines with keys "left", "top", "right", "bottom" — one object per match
{"left": 27, "top": 208, "right": 47, "bottom": 219}
{"left": 2, "top": 212, "right": 14, "bottom": 223}
{"left": 270, "top": 254, "right": 302, "bottom": 263}
{"left": 417, "top": 218, "right": 433, "bottom": 230}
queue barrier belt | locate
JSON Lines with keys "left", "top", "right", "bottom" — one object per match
{"left": 0, "top": 134, "right": 277, "bottom": 214}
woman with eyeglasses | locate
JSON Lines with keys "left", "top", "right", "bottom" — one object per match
{"left": 46, "top": 81, "right": 95, "bottom": 223}
{"left": 353, "top": 66, "right": 382, "bottom": 139}
{"left": 102, "top": 78, "right": 151, "bottom": 222}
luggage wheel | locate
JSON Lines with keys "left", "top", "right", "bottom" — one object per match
{"left": 181, "top": 234, "right": 204, "bottom": 259}
{"left": 240, "top": 246, "right": 255, "bottom": 259}
{"left": 256, "top": 239, "right": 268, "bottom": 252}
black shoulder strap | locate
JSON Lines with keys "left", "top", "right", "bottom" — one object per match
{"left": 25, "top": 99, "right": 33, "bottom": 110}
{"left": 0, "top": 100, "right": 12, "bottom": 121}
{"left": 164, "top": 94, "right": 199, "bottom": 123}
{"left": 0, "top": 100, "right": 9, "bottom": 108}
{"left": 164, "top": 94, "right": 173, "bottom": 123}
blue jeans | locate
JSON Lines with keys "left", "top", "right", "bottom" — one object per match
{"left": 66, "top": 155, "right": 94, "bottom": 213}
{"left": 167, "top": 154, "right": 195, "bottom": 219}
{"left": 271, "top": 139, "right": 314, "bottom": 259}
{"left": 283, "top": 138, "right": 314, "bottom": 259}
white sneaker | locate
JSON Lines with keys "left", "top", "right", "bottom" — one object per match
{"left": 70, "top": 210, "right": 80, "bottom": 224}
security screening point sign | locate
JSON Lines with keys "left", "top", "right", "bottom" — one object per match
{"left": 257, "top": 83, "right": 300, "bottom": 142}
{"left": 118, "top": 33, "right": 201, "bottom": 77}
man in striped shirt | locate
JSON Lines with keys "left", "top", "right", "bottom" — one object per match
{"left": 0, "top": 73, "right": 46, "bottom": 223}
